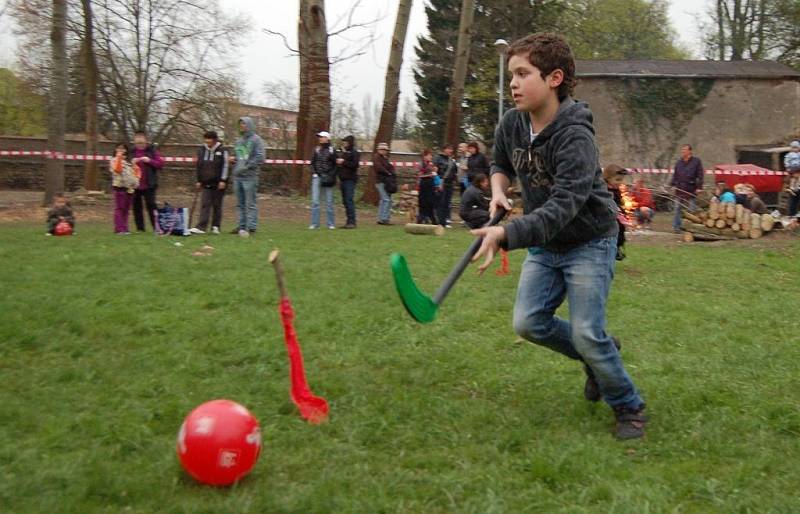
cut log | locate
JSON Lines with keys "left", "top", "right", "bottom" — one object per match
{"left": 736, "top": 230, "right": 750, "bottom": 239}
{"left": 698, "top": 211, "right": 708, "bottom": 222}
{"left": 715, "top": 219, "right": 726, "bottom": 229}
{"left": 683, "top": 232, "right": 695, "bottom": 243}
{"left": 761, "top": 214, "right": 775, "bottom": 232}
{"left": 731, "top": 222, "right": 740, "bottom": 232}
{"left": 725, "top": 218, "right": 734, "bottom": 226}
{"left": 689, "top": 231, "right": 735, "bottom": 241}
{"left": 705, "top": 218, "right": 716, "bottom": 228}
{"left": 750, "top": 213, "right": 761, "bottom": 231}
{"left": 404, "top": 223, "right": 445, "bottom": 236}
{"left": 749, "top": 228, "right": 763, "bottom": 239}
{"left": 735, "top": 204, "right": 744, "bottom": 224}
{"left": 725, "top": 203, "right": 736, "bottom": 219}
{"left": 682, "top": 211, "right": 703, "bottom": 224}
{"left": 709, "top": 201, "right": 719, "bottom": 220}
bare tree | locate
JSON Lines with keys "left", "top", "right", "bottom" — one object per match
{"left": 11, "top": 0, "right": 245, "bottom": 144}
{"left": 443, "top": 0, "right": 476, "bottom": 147}
{"left": 80, "top": 0, "right": 99, "bottom": 190}
{"left": 364, "top": 0, "right": 413, "bottom": 204}
{"left": 265, "top": 0, "right": 382, "bottom": 192}
{"left": 44, "top": 0, "right": 67, "bottom": 205}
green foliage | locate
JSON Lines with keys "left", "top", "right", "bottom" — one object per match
{"left": 415, "top": 0, "right": 686, "bottom": 148}
{"left": 611, "top": 78, "right": 715, "bottom": 167}
{"left": 562, "top": 0, "right": 688, "bottom": 60}
{"left": 0, "top": 68, "right": 47, "bottom": 136}
{"left": 2, "top": 221, "right": 800, "bottom": 512}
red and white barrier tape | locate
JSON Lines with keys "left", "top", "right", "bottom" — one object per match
{"left": 0, "top": 150, "right": 420, "bottom": 167}
{"left": 0, "top": 150, "right": 788, "bottom": 175}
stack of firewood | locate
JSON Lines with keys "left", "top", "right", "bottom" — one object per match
{"left": 681, "top": 201, "right": 776, "bottom": 242}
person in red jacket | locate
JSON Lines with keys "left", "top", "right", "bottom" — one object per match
{"left": 631, "top": 177, "right": 655, "bottom": 228}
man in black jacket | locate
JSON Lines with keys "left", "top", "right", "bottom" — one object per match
{"left": 190, "top": 131, "right": 229, "bottom": 235}
{"left": 434, "top": 144, "right": 458, "bottom": 227}
{"left": 466, "top": 142, "right": 490, "bottom": 185}
{"left": 337, "top": 135, "right": 360, "bottom": 228}
{"left": 310, "top": 131, "right": 338, "bottom": 229}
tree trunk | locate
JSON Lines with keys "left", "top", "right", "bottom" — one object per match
{"left": 81, "top": 0, "right": 100, "bottom": 190}
{"left": 300, "top": 0, "right": 331, "bottom": 193}
{"left": 442, "top": 0, "right": 476, "bottom": 147}
{"left": 45, "top": 0, "right": 68, "bottom": 206}
{"left": 292, "top": 0, "right": 311, "bottom": 191}
{"left": 363, "top": 0, "right": 413, "bottom": 205}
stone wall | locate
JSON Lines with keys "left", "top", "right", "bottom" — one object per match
{"left": 574, "top": 77, "right": 800, "bottom": 169}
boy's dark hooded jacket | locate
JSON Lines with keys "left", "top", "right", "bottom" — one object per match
{"left": 491, "top": 97, "right": 617, "bottom": 252}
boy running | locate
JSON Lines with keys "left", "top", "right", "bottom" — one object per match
{"left": 471, "top": 33, "right": 647, "bottom": 440}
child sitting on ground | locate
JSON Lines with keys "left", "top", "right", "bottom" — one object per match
{"left": 459, "top": 173, "right": 491, "bottom": 228}
{"left": 46, "top": 193, "right": 75, "bottom": 236}
{"left": 714, "top": 181, "right": 736, "bottom": 203}
{"left": 631, "top": 177, "right": 655, "bottom": 228}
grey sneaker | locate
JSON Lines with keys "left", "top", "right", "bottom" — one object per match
{"left": 238, "top": 229, "right": 249, "bottom": 238}
{"left": 613, "top": 404, "right": 647, "bottom": 440}
{"left": 583, "top": 336, "right": 622, "bottom": 402}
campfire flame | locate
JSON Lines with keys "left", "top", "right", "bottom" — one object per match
{"left": 619, "top": 184, "right": 638, "bottom": 221}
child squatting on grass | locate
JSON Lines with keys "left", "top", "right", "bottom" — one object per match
{"left": 46, "top": 193, "right": 75, "bottom": 236}
{"left": 470, "top": 33, "right": 647, "bottom": 440}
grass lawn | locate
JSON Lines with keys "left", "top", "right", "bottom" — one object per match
{"left": 1, "top": 221, "right": 800, "bottom": 513}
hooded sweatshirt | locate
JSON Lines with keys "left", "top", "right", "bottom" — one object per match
{"left": 196, "top": 141, "right": 230, "bottom": 187}
{"left": 233, "top": 117, "right": 265, "bottom": 179}
{"left": 491, "top": 97, "right": 618, "bottom": 252}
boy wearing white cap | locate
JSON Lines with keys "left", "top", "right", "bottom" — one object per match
{"left": 310, "top": 131, "right": 338, "bottom": 229}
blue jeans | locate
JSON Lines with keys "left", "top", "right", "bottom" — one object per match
{"left": 340, "top": 179, "right": 357, "bottom": 225}
{"left": 513, "top": 236, "right": 643, "bottom": 410}
{"left": 376, "top": 183, "right": 392, "bottom": 222}
{"left": 235, "top": 177, "right": 259, "bottom": 231}
{"left": 673, "top": 197, "right": 696, "bottom": 230}
{"left": 311, "top": 175, "right": 335, "bottom": 228}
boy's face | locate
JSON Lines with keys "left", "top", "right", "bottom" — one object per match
{"left": 204, "top": 138, "right": 215, "bottom": 147}
{"left": 444, "top": 147, "right": 453, "bottom": 157}
{"left": 508, "top": 55, "right": 562, "bottom": 113}
{"left": 467, "top": 146, "right": 477, "bottom": 155}
{"left": 479, "top": 179, "right": 489, "bottom": 190}
{"left": 54, "top": 197, "right": 66, "bottom": 208}
{"left": 318, "top": 136, "right": 329, "bottom": 144}
{"left": 608, "top": 175, "right": 625, "bottom": 188}
{"left": 134, "top": 134, "right": 147, "bottom": 149}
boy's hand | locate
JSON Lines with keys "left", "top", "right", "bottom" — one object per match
{"left": 470, "top": 226, "right": 506, "bottom": 275}
{"left": 489, "top": 194, "right": 512, "bottom": 218}
{"left": 228, "top": 155, "right": 237, "bottom": 164}
{"left": 195, "top": 182, "right": 202, "bottom": 191}
{"left": 336, "top": 158, "right": 344, "bottom": 165}
{"left": 59, "top": 216, "right": 65, "bottom": 221}
{"left": 140, "top": 156, "right": 151, "bottom": 164}
{"left": 218, "top": 181, "right": 226, "bottom": 190}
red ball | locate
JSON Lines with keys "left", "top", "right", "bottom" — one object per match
{"left": 176, "top": 399, "right": 262, "bottom": 486}
{"left": 54, "top": 221, "right": 73, "bottom": 236}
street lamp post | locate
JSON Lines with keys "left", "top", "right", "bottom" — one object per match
{"left": 494, "top": 39, "right": 509, "bottom": 125}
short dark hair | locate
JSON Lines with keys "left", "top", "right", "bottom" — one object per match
{"left": 115, "top": 142, "right": 131, "bottom": 160}
{"left": 467, "top": 142, "right": 480, "bottom": 151}
{"left": 422, "top": 148, "right": 433, "bottom": 157}
{"left": 134, "top": 130, "right": 148, "bottom": 138}
{"left": 471, "top": 173, "right": 488, "bottom": 185}
{"left": 681, "top": 144, "right": 692, "bottom": 150}
{"left": 204, "top": 130, "right": 219, "bottom": 140}
{"left": 507, "top": 33, "right": 576, "bottom": 100}
{"left": 442, "top": 144, "right": 454, "bottom": 151}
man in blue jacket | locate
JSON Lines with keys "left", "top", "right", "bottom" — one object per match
{"left": 230, "top": 117, "right": 265, "bottom": 237}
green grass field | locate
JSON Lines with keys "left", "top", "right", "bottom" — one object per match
{"left": 2, "top": 221, "right": 800, "bottom": 513}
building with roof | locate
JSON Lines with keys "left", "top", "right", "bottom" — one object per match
{"left": 574, "top": 60, "right": 800, "bottom": 169}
